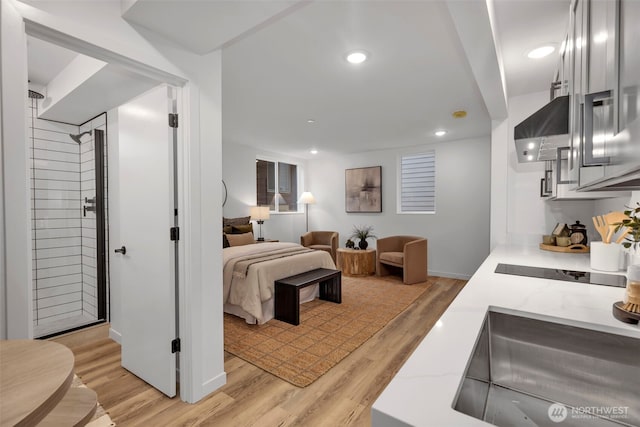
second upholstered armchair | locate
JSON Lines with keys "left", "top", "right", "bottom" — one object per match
{"left": 376, "top": 236, "right": 428, "bottom": 284}
{"left": 300, "top": 231, "right": 339, "bottom": 263}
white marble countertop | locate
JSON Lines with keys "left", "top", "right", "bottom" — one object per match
{"left": 371, "top": 244, "right": 640, "bottom": 427}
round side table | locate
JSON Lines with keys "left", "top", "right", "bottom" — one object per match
{"left": 337, "top": 248, "right": 376, "bottom": 276}
{"left": 0, "top": 340, "right": 75, "bottom": 426}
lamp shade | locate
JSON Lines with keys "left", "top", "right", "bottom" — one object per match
{"left": 298, "top": 191, "right": 316, "bottom": 205}
{"left": 250, "top": 206, "right": 270, "bottom": 221}
{"left": 272, "top": 193, "right": 286, "bottom": 206}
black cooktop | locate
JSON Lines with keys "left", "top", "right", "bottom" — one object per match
{"left": 495, "top": 263, "right": 627, "bottom": 288}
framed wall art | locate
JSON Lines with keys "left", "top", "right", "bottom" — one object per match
{"left": 345, "top": 166, "right": 382, "bottom": 213}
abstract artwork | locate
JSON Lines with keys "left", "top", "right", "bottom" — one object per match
{"left": 345, "top": 166, "right": 382, "bottom": 213}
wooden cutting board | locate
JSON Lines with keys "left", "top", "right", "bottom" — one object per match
{"left": 539, "top": 243, "right": 589, "bottom": 253}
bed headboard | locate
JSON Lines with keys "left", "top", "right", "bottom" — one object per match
{"left": 223, "top": 217, "right": 253, "bottom": 248}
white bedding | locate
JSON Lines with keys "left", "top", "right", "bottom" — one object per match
{"left": 223, "top": 242, "right": 336, "bottom": 324}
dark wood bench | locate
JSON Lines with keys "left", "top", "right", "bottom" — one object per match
{"left": 274, "top": 268, "right": 342, "bottom": 325}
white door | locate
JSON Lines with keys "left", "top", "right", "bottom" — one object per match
{"left": 117, "top": 84, "right": 178, "bottom": 397}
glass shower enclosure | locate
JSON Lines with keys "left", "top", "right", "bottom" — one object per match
{"left": 28, "top": 95, "right": 109, "bottom": 338}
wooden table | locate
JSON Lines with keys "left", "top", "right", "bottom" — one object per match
{"left": 0, "top": 340, "right": 75, "bottom": 426}
{"left": 337, "top": 248, "right": 376, "bottom": 276}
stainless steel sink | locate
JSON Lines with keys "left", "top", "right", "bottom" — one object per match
{"left": 453, "top": 309, "right": 640, "bottom": 426}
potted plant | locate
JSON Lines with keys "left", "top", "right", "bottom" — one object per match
{"left": 350, "top": 225, "right": 376, "bottom": 250}
{"left": 614, "top": 202, "right": 640, "bottom": 251}
{"left": 614, "top": 202, "right": 640, "bottom": 315}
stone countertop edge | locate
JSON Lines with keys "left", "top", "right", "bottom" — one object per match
{"left": 371, "top": 243, "right": 640, "bottom": 427}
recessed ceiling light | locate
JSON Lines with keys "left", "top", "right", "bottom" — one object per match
{"left": 307, "top": 119, "right": 315, "bottom": 124}
{"left": 346, "top": 50, "right": 368, "bottom": 64}
{"left": 527, "top": 142, "right": 536, "bottom": 149}
{"left": 527, "top": 45, "right": 555, "bottom": 59}
{"left": 527, "top": 154, "right": 534, "bottom": 161}
{"left": 435, "top": 130, "right": 447, "bottom": 137}
{"left": 310, "top": 149, "right": 318, "bottom": 155}
{"left": 452, "top": 110, "right": 467, "bottom": 119}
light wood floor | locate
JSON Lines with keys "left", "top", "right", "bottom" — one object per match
{"left": 52, "top": 276, "right": 466, "bottom": 426}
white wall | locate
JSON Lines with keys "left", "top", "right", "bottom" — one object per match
{"left": 0, "top": 1, "right": 7, "bottom": 339}
{"left": 306, "top": 137, "right": 491, "bottom": 280}
{"left": 222, "top": 142, "right": 308, "bottom": 243}
{"left": 1, "top": 0, "right": 32, "bottom": 339}
{"left": 223, "top": 137, "right": 492, "bottom": 279}
{"left": 490, "top": 118, "right": 508, "bottom": 249}
{"left": 0, "top": 3, "right": 4, "bottom": 338}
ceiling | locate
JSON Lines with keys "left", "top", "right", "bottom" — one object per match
{"left": 492, "top": 0, "right": 570, "bottom": 98}
{"left": 26, "top": 0, "right": 570, "bottom": 157}
{"left": 27, "top": 36, "right": 162, "bottom": 124}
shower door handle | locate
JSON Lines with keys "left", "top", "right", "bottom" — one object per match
{"left": 115, "top": 246, "right": 127, "bottom": 255}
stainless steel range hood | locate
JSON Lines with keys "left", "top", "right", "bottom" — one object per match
{"left": 514, "top": 95, "right": 570, "bottom": 162}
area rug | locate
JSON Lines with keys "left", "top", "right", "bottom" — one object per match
{"left": 224, "top": 275, "right": 430, "bottom": 387}
{"left": 72, "top": 375, "right": 116, "bottom": 427}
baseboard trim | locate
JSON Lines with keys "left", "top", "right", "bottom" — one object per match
{"left": 109, "top": 327, "right": 122, "bottom": 344}
{"left": 185, "top": 372, "right": 227, "bottom": 404}
{"left": 429, "top": 270, "right": 472, "bottom": 281}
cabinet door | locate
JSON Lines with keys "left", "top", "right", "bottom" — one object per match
{"left": 600, "top": 0, "right": 640, "bottom": 178}
{"left": 568, "top": 0, "right": 585, "bottom": 184}
{"left": 579, "top": 0, "right": 640, "bottom": 188}
{"left": 579, "top": 0, "right": 619, "bottom": 186}
{"left": 588, "top": 0, "right": 617, "bottom": 93}
{"left": 561, "top": 37, "right": 571, "bottom": 96}
{"left": 618, "top": 0, "right": 640, "bottom": 133}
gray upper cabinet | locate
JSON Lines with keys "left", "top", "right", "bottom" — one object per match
{"left": 618, "top": 0, "right": 640, "bottom": 133}
{"left": 577, "top": 0, "right": 640, "bottom": 190}
{"left": 587, "top": 0, "right": 617, "bottom": 93}
{"left": 578, "top": 0, "right": 616, "bottom": 185}
{"left": 567, "top": 0, "right": 583, "bottom": 186}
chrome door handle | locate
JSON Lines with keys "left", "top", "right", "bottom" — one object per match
{"left": 115, "top": 246, "right": 127, "bottom": 255}
{"left": 583, "top": 90, "right": 612, "bottom": 166}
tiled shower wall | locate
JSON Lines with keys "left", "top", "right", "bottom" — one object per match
{"left": 28, "top": 98, "right": 109, "bottom": 333}
{"left": 29, "top": 99, "right": 83, "bottom": 326}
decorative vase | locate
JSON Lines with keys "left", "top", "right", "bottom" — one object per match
{"left": 346, "top": 239, "right": 355, "bottom": 249}
{"left": 358, "top": 239, "right": 368, "bottom": 250}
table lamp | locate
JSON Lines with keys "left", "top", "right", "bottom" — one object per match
{"left": 250, "top": 206, "right": 270, "bottom": 241}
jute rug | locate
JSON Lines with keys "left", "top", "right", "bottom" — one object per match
{"left": 72, "top": 375, "right": 116, "bottom": 426}
{"left": 224, "top": 275, "right": 430, "bottom": 387}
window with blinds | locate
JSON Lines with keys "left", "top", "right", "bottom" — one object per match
{"left": 399, "top": 152, "right": 436, "bottom": 213}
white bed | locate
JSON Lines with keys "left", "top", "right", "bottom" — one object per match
{"left": 223, "top": 241, "right": 336, "bottom": 324}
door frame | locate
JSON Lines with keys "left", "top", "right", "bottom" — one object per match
{"left": 21, "top": 22, "right": 193, "bottom": 399}
{"left": 4, "top": 5, "right": 228, "bottom": 403}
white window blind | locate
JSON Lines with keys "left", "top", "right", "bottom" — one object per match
{"left": 400, "top": 152, "right": 435, "bottom": 213}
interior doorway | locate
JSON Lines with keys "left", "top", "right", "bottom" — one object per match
{"left": 28, "top": 95, "right": 109, "bottom": 338}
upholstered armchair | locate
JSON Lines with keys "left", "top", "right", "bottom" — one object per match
{"left": 376, "top": 236, "right": 428, "bottom": 284}
{"left": 300, "top": 231, "right": 339, "bottom": 263}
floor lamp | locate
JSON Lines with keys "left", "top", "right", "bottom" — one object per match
{"left": 298, "top": 192, "right": 316, "bottom": 232}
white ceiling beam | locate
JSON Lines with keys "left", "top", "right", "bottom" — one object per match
{"left": 446, "top": 0, "right": 508, "bottom": 120}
